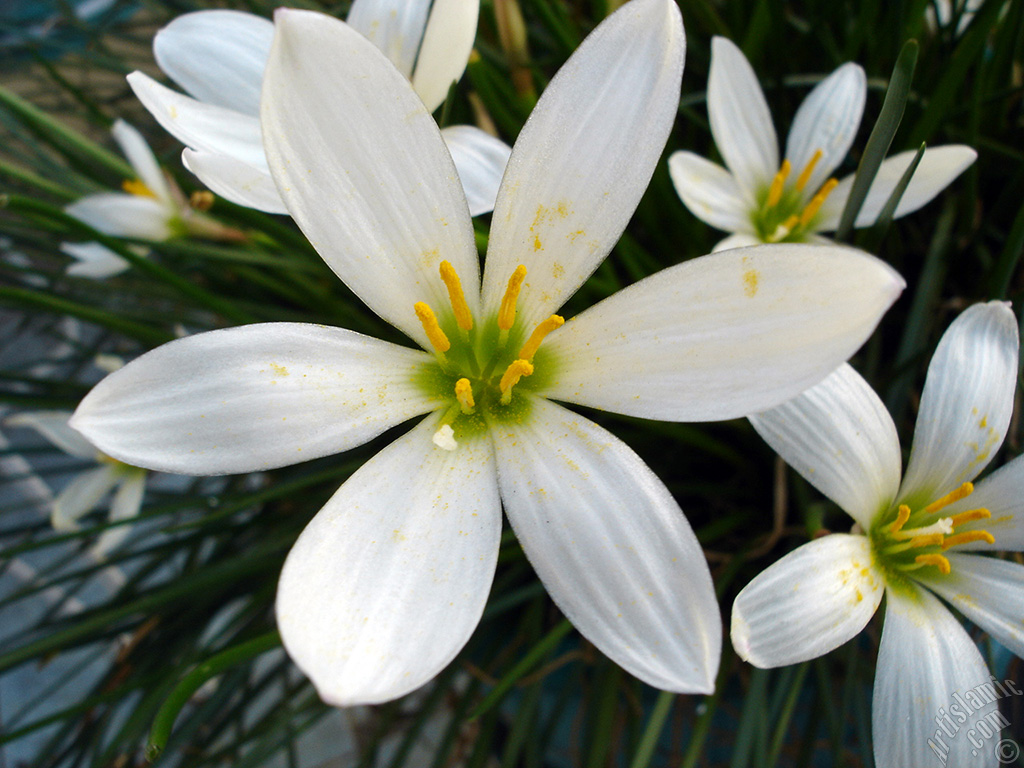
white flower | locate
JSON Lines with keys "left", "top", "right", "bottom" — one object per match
{"left": 126, "top": 1, "right": 512, "bottom": 217}
{"left": 62, "top": 120, "right": 241, "bottom": 278}
{"left": 669, "top": 36, "right": 977, "bottom": 251}
{"left": 736, "top": 301, "right": 1022, "bottom": 768}
{"left": 71, "top": 0, "right": 903, "bottom": 707}
{"left": 6, "top": 411, "right": 148, "bottom": 560}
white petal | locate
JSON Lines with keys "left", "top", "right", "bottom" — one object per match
{"left": 946, "top": 453, "right": 1024, "bottom": 551}
{"left": 65, "top": 192, "right": 173, "bottom": 240}
{"left": 411, "top": 0, "right": 479, "bottom": 113}
{"left": 899, "top": 301, "right": 1018, "bottom": 509}
{"left": 262, "top": 9, "right": 478, "bottom": 350}
{"left": 480, "top": 0, "right": 685, "bottom": 329}
{"left": 706, "top": 36, "right": 778, "bottom": 196}
{"left": 667, "top": 151, "right": 754, "bottom": 232}
{"left": 90, "top": 469, "right": 147, "bottom": 560}
{"left": 277, "top": 415, "right": 500, "bottom": 706}
{"left": 749, "top": 364, "right": 902, "bottom": 529}
{"left": 493, "top": 397, "right": 721, "bottom": 693}
{"left": 127, "top": 71, "right": 266, "bottom": 169}
{"left": 816, "top": 145, "right": 978, "bottom": 231}
{"left": 346, "top": 0, "right": 430, "bottom": 79}
{"left": 5, "top": 410, "right": 97, "bottom": 459}
{"left": 712, "top": 232, "right": 763, "bottom": 251}
{"left": 918, "top": 553, "right": 1024, "bottom": 659}
{"left": 182, "top": 149, "right": 287, "bottom": 214}
{"left": 873, "top": 585, "right": 996, "bottom": 768}
{"left": 784, "top": 62, "right": 866, "bottom": 198}
{"left": 731, "top": 534, "right": 882, "bottom": 667}
{"left": 441, "top": 125, "right": 511, "bottom": 217}
{"left": 52, "top": 465, "right": 119, "bottom": 531}
{"left": 153, "top": 9, "right": 273, "bottom": 115}
{"left": 62, "top": 241, "right": 133, "bottom": 279}
{"left": 111, "top": 119, "right": 172, "bottom": 203}
{"left": 70, "top": 323, "right": 444, "bottom": 475}
{"left": 540, "top": 244, "right": 904, "bottom": 421}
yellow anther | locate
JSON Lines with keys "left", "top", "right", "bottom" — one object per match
{"left": 799, "top": 178, "right": 839, "bottom": 227}
{"left": 439, "top": 261, "right": 473, "bottom": 331}
{"left": 455, "top": 378, "right": 475, "bottom": 414}
{"left": 941, "top": 530, "right": 996, "bottom": 550}
{"left": 906, "top": 533, "right": 945, "bottom": 549}
{"left": 498, "top": 265, "right": 528, "bottom": 331}
{"left": 914, "top": 553, "right": 951, "bottom": 575}
{"left": 122, "top": 179, "right": 157, "bottom": 199}
{"left": 923, "top": 482, "right": 975, "bottom": 515}
{"left": 949, "top": 507, "right": 991, "bottom": 529}
{"left": 499, "top": 359, "right": 533, "bottom": 404}
{"left": 794, "top": 149, "right": 823, "bottom": 192}
{"left": 519, "top": 315, "right": 564, "bottom": 360}
{"left": 190, "top": 190, "right": 214, "bottom": 211}
{"left": 765, "top": 160, "right": 792, "bottom": 209}
{"left": 414, "top": 302, "right": 450, "bottom": 353}
{"left": 888, "top": 504, "right": 911, "bottom": 534}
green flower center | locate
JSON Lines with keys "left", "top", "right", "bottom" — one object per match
{"left": 413, "top": 261, "right": 563, "bottom": 449}
{"left": 751, "top": 150, "right": 838, "bottom": 243}
{"left": 869, "top": 482, "right": 995, "bottom": 590}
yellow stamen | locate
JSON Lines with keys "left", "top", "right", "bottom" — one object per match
{"left": 794, "top": 149, "right": 823, "bottom": 192}
{"left": 190, "top": 190, "right": 214, "bottom": 211}
{"left": 122, "top": 179, "right": 157, "bottom": 199}
{"left": 439, "top": 261, "right": 473, "bottom": 331}
{"left": 906, "top": 533, "right": 946, "bottom": 549}
{"left": 455, "top": 378, "right": 475, "bottom": 414}
{"left": 888, "top": 504, "right": 911, "bottom": 534}
{"left": 498, "top": 265, "right": 528, "bottom": 331}
{"left": 914, "top": 553, "right": 951, "bottom": 575}
{"left": 519, "top": 315, "right": 564, "bottom": 360}
{"left": 414, "top": 302, "right": 450, "bottom": 353}
{"left": 798, "top": 178, "right": 839, "bottom": 227}
{"left": 765, "top": 160, "right": 792, "bottom": 209}
{"left": 499, "top": 359, "right": 533, "bottom": 404}
{"left": 923, "top": 482, "right": 974, "bottom": 515}
{"left": 949, "top": 507, "right": 991, "bottom": 528}
{"left": 941, "top": 531, "right": 996, "bottom": 550}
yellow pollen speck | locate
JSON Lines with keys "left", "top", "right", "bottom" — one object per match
{"left": 794, "top": 149, "right": 823, "bottom": 192}
{"left": 455, "top": 378, "right": 475, "bottom": 414}
{"left": 498, "top": 265, "right": 528, "bottom": 331}
{"left": 915, "top": 553, "right": 951, "bottom": 574}
{"left": 122, "top": 179, "right": 157, "bottom": 199}
{"left": 533, "top": 234, "right": 543, "bottom": 251}
{"left": 439, "top": 261, "right": 473, "bottom": 331}
{"left": 414, "top": 302, "right": 450, "bottom": 352}
{"left": 742, "top": 270, "right": 759, "bottom": 297}
{"left": 269, "top": 362, "right": 289, "bottom": 377}
{"left": 980, "top": 416, "right": 988, "bottom": 427}
{"left": 519, "top": 315, "right": 564, "bottom": 360}
{"left": 854, "top": 588, "right": 863, "bottom": 603}
{"left": 766, "top": 160, "right": 792, "bottom": 208}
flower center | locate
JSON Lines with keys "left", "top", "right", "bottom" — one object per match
{"left": 870, "top": 482, "right": 995, "bottom": 581}
{"left": 414, "top": 261, "right": 563, "bottom": 450}
{"left": 752, "top": 149, "right": 838, "bottom": 243}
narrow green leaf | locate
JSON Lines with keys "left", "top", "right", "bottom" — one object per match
{"left": 627, "top": 690, "right": 676, "bottom": 768}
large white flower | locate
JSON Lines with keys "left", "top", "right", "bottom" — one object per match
{"left": 63, "top": 120, "right": 240, "bottom": 278}
{"left": 669, "top": 36, "right": 977, "bottom": 251}
{"left": 127, "top": 1, "right": 511, "bottom": 217}
{"left": 6, "top": 411, "right": 148, "bottom": 560}
{"left": 736, "top": 301, "right": 1022, "bottom": 768}
{"left": 71, "top": 0, "right": 904, "bottom": 706}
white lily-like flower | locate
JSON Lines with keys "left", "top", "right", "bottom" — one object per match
{"left": 669, "top": 36, "right": 977, "bottom": 251}
{"left": 126, "top": 1, "right": 511, "bottom": 217}
{"left": 62, "top": 120, "right": 242, "bottom": 278}
{"left": 71, "top": 0, "right": 904, "bottom": 706}
{"left": 736, "top": 301, "right": 1022, "bottom": 768}
{"left": 6, "top": 411, "right": 148, "bottom": 560}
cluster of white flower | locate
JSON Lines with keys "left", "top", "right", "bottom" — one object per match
{"left": 29, "top": 1, "right": 1020, "bottom": 766}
